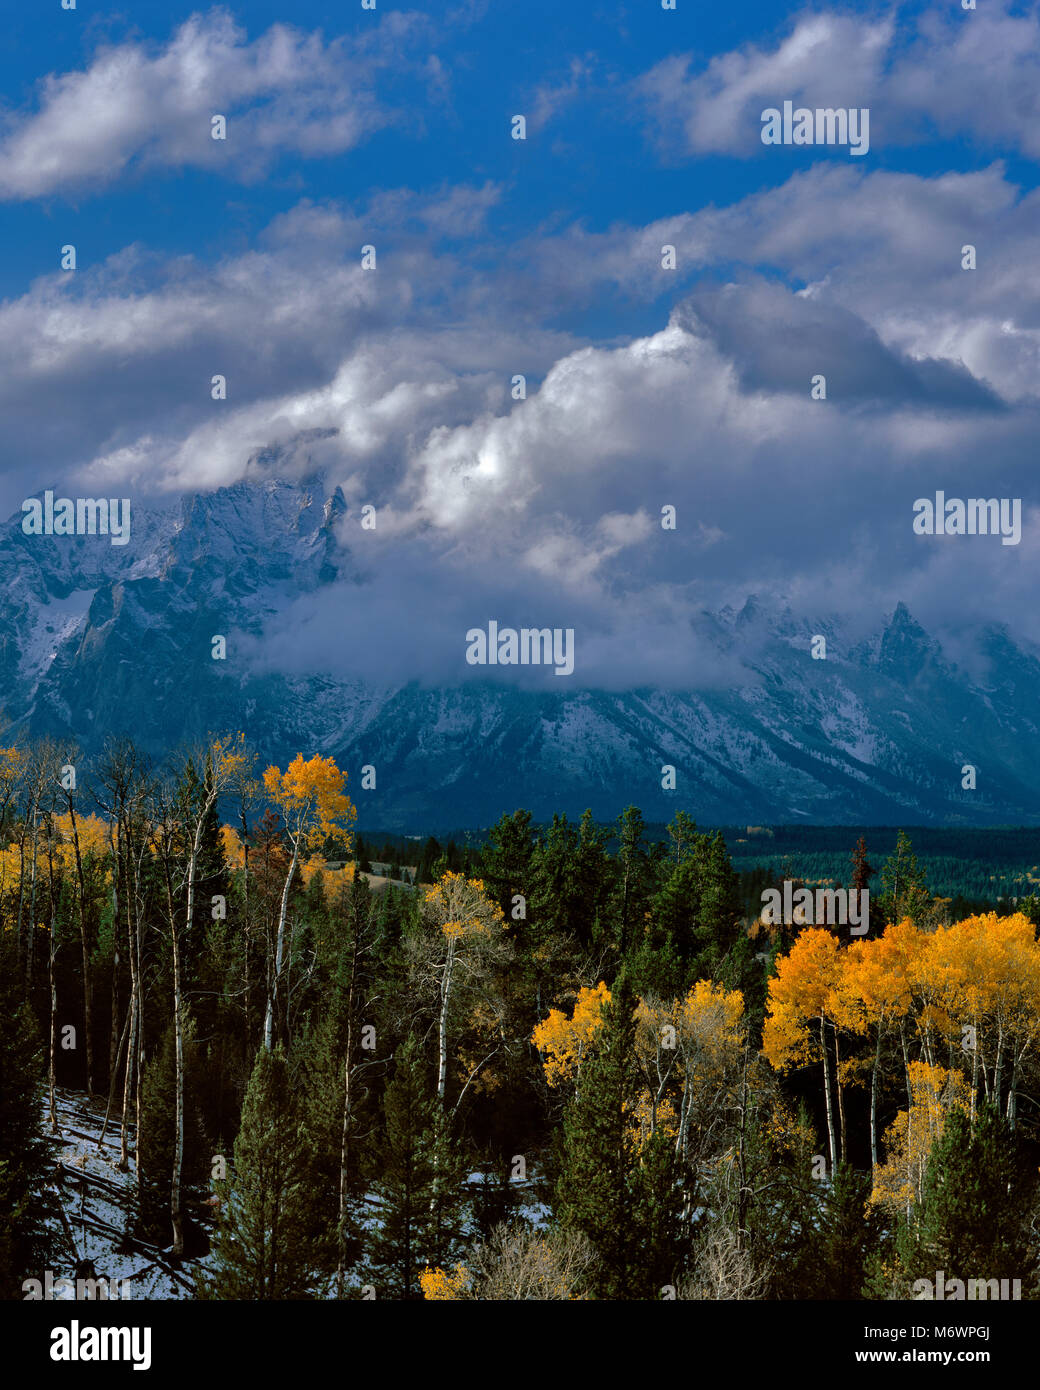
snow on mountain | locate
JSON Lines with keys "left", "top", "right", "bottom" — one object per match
{"left": 3, "top": 474, "right": 1039, "bottom": 829}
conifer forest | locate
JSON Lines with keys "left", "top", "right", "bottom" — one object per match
{"left": 3, "top": 743, "right": 1040, "bottom": 1314}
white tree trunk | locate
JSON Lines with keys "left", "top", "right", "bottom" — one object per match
{"left": 820, "top": 1015, "right": 837, "bottom": 1173}
{"left": 264, "top": 837, "right": 300, "bottom": 1051}
{"left": 437, "top": 937, "right": 457, "bottom": 1103}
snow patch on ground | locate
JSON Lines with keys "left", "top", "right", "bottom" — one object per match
{"left": 40, "top": 1089, "right": 213, "bottom": 1301}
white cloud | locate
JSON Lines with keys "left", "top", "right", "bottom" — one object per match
{"left": 634, "top": 1, "right": 1040, "bottom": 161}
{"left": 0, "top": 8, "right": 429, "bottom": 199}
{"left": 2, "top": 159, "right": 1040, "bottom": 686}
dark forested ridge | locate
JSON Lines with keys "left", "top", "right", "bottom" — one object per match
{"left": 370, "top": 822, "right": 1040, "bottom": 919}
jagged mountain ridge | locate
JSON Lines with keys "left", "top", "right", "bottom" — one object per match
{"left": 3, "top": 475, "right": 1039, "bottom": 829}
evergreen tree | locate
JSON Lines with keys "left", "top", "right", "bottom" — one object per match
{"left": 849, "top": 836, "right": 885, "bottom": 937}
{"left": 810, "top": 1161, "right": 879, "bottom": 1298}
{"left": 556, "top": 974, "right": 684, "bottom": 1298}
{"left": 134, "top": 1018, "right": 208, "bottom": 1249}
{"left": 298, "top": 874, "right": 379, "bottom": 1289}
{"left": 573, "top": 810, "right": 613, "bottom": 948}
{"left": 416, "top": 836, "right": 441, "bottom": 884}
{"left": 201, "top": 1045, "right": 328, "bottom": 1299}
{"left": 665, "top": 810, "right": 699, "bottom": 866}
{"left": 648, "top": 856, "right": 704, "bottom": 987}
{"left": 481, "top": 810, "right": 537, "bottom": 917}
{"left": 737, "top": 1099, "right": 822, "bottom": 1299}
{"left": 905, "top": 1104, "right": 1036, "bottom": 1291}
{"left": 527, "top": 813, "right": 581, "bottom": 944}
{"left": 879, "top": 830, "right": 931, "bottom": 926}
{"left": 644, "top": 828, "right": 751, "bottom": 998}
{"left": 629, "top": 1127, "right": 687, "bottom": 1296}
{"left": 0, "top": 953, "right": 54, "bottom": 1297}
{"left": 695, "top": 831, "right": 743, "bottom": 962}
{"left": 369, "top": 1034, "right": 463, "bottom": 1299}
{"left": 610, "top": 806, "right": 654, "bottom": 957}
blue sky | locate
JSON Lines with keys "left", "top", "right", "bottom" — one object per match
{"left": 6, "top": 0, "right": 1034, "bottom": 298}
{"left": 2, "top": 0, "right": 1040, "bottom": 684}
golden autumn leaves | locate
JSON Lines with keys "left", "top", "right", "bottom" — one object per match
{"left": 531, "top": 978, "right": 746, "bottom": 1155}
{"left": 261, "top": 751, "right": 356, "bottom": 855}
{"left": 762, "top": 912, "right": 1040, "bottom": 1213}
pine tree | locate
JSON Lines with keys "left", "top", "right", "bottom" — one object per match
{"left": 736, "top": 1098, "right": 822, "bottom": 1299}
{"left": 879, "top": 831, "right": 931, "bottom": 926}
{"left": 811, "top": 1161, "right": 879, "bottom": 1298}
{"left": 849, "top": 836, "right": 884, "bottom": 937}
{"left": 696, "top": 831, "right": 743, "bottom": 962}
{"left": 480, "top": 810, "right": 537, "bottom": 917}
{"left": 556, "top": 973, "right": 684, "bottom": 1298}
{"left": 369, "top": 1034, "right": 464, "bottom": 1299}
{"left": 665, "top": 810, "right": 699, "bottom": 866}
{"left": 200, "top": 1045, "right": 328, "bottom": 1299}
{"left": 629, "top": 1127, "right": 687, "bottom": 1296}
{"left": 134, "top": 1019, "right": 208, "bottom": 1249}
{"left": 0, "top": 952, "right": 54, "bottom": 1297}
{"left": 909, "top": 1104, "right": 1036, "bottom": 1290}
{"left": 611, "top": 806, "right": 653, "bottom": 957}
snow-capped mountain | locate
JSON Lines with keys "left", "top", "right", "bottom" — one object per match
{"left": 4, "top": 475, "right": 1039, "bottom": 829}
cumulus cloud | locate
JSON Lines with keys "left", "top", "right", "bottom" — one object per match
{"left": 634, "top": 1, "right": 1040, "bottom": 161}
{"left": 3, "top": 157, "right": 1039, "bottom": 688}
{"left": 0, "top": 8, "right": 432, "bottom": 199}
{"left": 636, "top": 13, "right": 890, "bottom": 159}
{"left": 0, "top": 188, "right": 577, "bottom": 516}
{"left": 524, "top": 162, "right": 1040, "bottom": 407}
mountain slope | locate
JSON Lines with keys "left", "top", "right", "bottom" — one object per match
{"left": 4, "top": 475, "right": 1039, "bottom": 829}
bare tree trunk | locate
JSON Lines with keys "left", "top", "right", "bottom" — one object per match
{"left": 241, "top": 813, "right": 252, "bottom": 1040}
{"left": 264, "top": 838, "right": 300, "bottom": 1051}
{"left": 171, "top": 913, "right": 186, "bottom": 1256}
{"left": 118, "top": 837, "right": 139, "bottom": 1171}
{"left": 120, "top": 995, "right": 137, "bottom": 1173}
{"left": 15, "top": 822, "right": 27, "bottom": 972}
{"left": 48, "top": 879, "right": 59, "bottom": 1133}
{"left": 165, "top": 832, "right": 200, "bottom": 1258}
{"left": 819, "top": 1015, "right": 837, "bottom": 1173}
{"left": 1006, "top": 1058, "right": 1017, "bottom": 1126}
{"left": 437, "top": 936, "right": 457, "bottom": 1104}
{"left": 736, "top": 1041, "right": 751, "bottom": 1245}
{"left": 67, "top": 799, "right": 96, "bottom": 1096}
{"left": 336, "top": 1019, "right": 354, "bottom": 1299}
{"left": 899, "top": 1023, "right": 912, "bottom": 1111}
{"left": 870, "top": 1028, "right": 881, "bottom": 1169}
{"left": 834, "top": 1029, "right": 847, "bottom": 1164}
{"left": 107, "top": 821, "right": 122, "bottom": 1089}
{"left": 98, "top": 1006, "right": 132, "bottom": 1149}
{"left": 122, "top": 839, "right": 147, "bottom": 1177}
{"left": 25, "top": 810, "right": 39, "bottom": 992}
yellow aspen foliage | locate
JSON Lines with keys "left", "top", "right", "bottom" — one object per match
{"left": 419, "top": 1265, "right": 471, "bottom": 1300}
{"left": 220, "top": 824, "right": 246, "bottom": 870}
{"left": 674, "top": 980, "right": 745, "bottom": 1080}
{"left": 871, "top": 1061, "right": 970, "bottom": 1212}
{"left": 630, "top": 1092, "right": 679, "bottom": 1146}
{"left": 299, "top": 854, "right": 356, "bottom": 895}
{"left": 832, "top": 920, "right": 917, "bottom": 1039}
{"left": 262, "top": 752, "right": 356, "bottom": 852}
{"left": 908, "top": 912, "right": 1040, "bottom": 1099}
{"left": 762, "top": 927, "right": 843, "bottom": 1072}
{"left": 532, "top": 981, "right": 611, "bottom": 1087}
{"left": 423, "top": 871, "right": 505, "bottom": 940}
{"left": 52, "top": 811, "right": 111, "bottom": 861}
{"left": 47, "top": 812, "right": 113, "bottom": 889}
{"left": 0, "top": 843, "right": 23, "bottom": 895}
